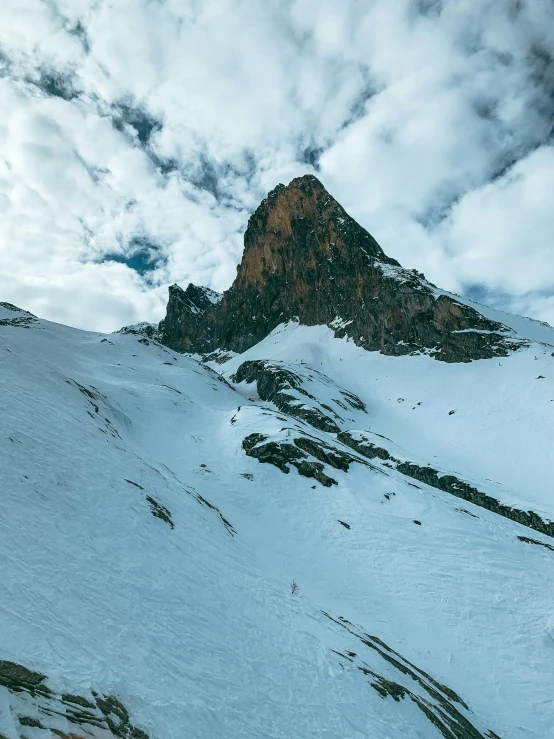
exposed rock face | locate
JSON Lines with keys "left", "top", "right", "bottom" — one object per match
{"left": 116, "top": 321, "right": 160, "bottom": 341}
{"left": 0, "top": 303, "right": 37, "bottom": 328}
{"left": 518, "top": 535, "right": 554, "bottom": 551}
{"left": 338, "top": 430, "right": 554, "bottom": 539}
{"left": 232, "top": 360, "right": 344, "bottom": 433}
{"left": 158, "top": 283, "right": 222, "bottom": 352}
{"left": 323, "top": 613, "right": 503, "bottom": 739}
{"left": 0, "top": 659, "right": 150, "bottom": 739}
{"left": 159, "top": 174, "right": 521, "bottom": 362}
{"left": 242, "top": 431, "right": 368, "bottom": 487}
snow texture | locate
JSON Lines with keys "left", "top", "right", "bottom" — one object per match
{"left": 0, "top": 310, "right": 553, "bottom": 738}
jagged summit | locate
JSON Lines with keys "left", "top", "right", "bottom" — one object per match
{"left": 158, "top": 283, "right": 222, "bottom": 352}
{"left": 171, "top": 283, "right": 222, "bottom": 311}
{"left": 240, "top": 173, "right": 399, "bottom": 275}
{"left": 2, "top": 231, "right": 554, "bottom": 738}
{"left": 159, "top": 175, "right": 520, "bottom": 361}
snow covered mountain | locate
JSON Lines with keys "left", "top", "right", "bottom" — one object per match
{"left": 158, "top": 175, "right": 527, "bottom": 363}
{"left": 1, "top": 177, "right": 554, "bottom": 739}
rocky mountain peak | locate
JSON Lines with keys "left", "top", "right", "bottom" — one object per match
{"left": 159, "top": 176, "right": 522, "bottom": 361}
{"left": 235, "top": 174, "right": 397, "bottom": 294}
{"left": 158, "top": 283, "right": 222, "bottom": 352}
{"left": 168, "top": 283, "right": 222, "bottom": 315}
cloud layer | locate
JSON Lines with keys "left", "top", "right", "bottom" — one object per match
{"left": 0, "top": 0, "right": 552, "bottom": 331}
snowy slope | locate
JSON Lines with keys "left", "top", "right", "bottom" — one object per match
{"left": 221, "top": 320, "right": 554, "bottom": 521}
{"left": 1, "top": 302, "right": 553, "bottom": 738}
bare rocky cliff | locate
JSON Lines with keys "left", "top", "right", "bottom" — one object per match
{"left": 159, "top": 174, "right": 520, "bottom": 362}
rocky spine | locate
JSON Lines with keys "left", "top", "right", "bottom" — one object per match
{"left": 159, "top": 174, "right": 521, "bottom": 362}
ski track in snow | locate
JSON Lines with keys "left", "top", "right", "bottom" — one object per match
{"left": 0, "top": 305, "right": 553, "bottom": 738}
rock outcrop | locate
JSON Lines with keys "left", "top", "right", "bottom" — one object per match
{"left": 338, "top": 430, "right": 554, "bottom": 539}
{"left": 159, "top": 174, "right": 522, "bottom": 362}
{"left": 323, "top": 613, "right": 504, "bottom": 739}
{"left": 231, "top": 359, "right": 367, "bottom": 433}
{"left": 242, "top": 429, "right": 371, "bottom": 487}
{"left": 116, "top": 321, "right": 159, "bottom": 340}
{"left": 0, "top": 659, "right": 150, "bottom": 739}
{"left": 158, "top": 283, "right": 222, "bottom": 352}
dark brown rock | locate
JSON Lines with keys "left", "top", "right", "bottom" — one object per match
{"left": 159, "top": 283, "right": 222, "bottom": 352}
{"left": 323, "top": 611, "right": 501, "bottom": 739}
{"left": 231, "top": 360, "right": 341, "bottom": 432}
{"left": 0, "top": 659, "right": 152, "bottom": 739}
{"left": 159, "top": 174, "right": 523, "bottom": 362}
{"left": 241, "top": 430, "right": 372, "bottom": 487}
{"left": 338, "top": 430, "right": 554, "bottom": 539}
{"left": 0, "top": 660, "right": 52, "bottom": 698}
{"left": 517, "top": 535, "right": 554, "bottom": 551}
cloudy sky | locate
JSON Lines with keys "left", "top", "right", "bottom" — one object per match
{"left": 0, "top": 0, "right": 552, "bottom": 331}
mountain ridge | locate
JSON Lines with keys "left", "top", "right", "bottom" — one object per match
{"left": 159, "top": 174, "right": 524, "bottom": 362}
{"left": 1, "top": 297, "right": 554, "bottom": 738}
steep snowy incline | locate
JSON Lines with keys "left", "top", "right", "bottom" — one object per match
{"left": 0, "top": 304, "right": 553, "bottom": 738}
{"left": 1, "top": 307, "right": 397, "bottom": 739}
{"left": 220, "top": 321, "right": 554, "bottom": 522}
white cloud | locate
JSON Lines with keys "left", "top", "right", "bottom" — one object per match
{"left": 0, "top": 0, "right": 552, "bottom": 330}
{"left": 440, "top": 146, "right": 554, "bottom": 295}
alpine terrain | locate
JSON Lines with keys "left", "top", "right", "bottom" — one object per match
{"left": 1, "top": 175, "right": 553, "bottom": 739}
